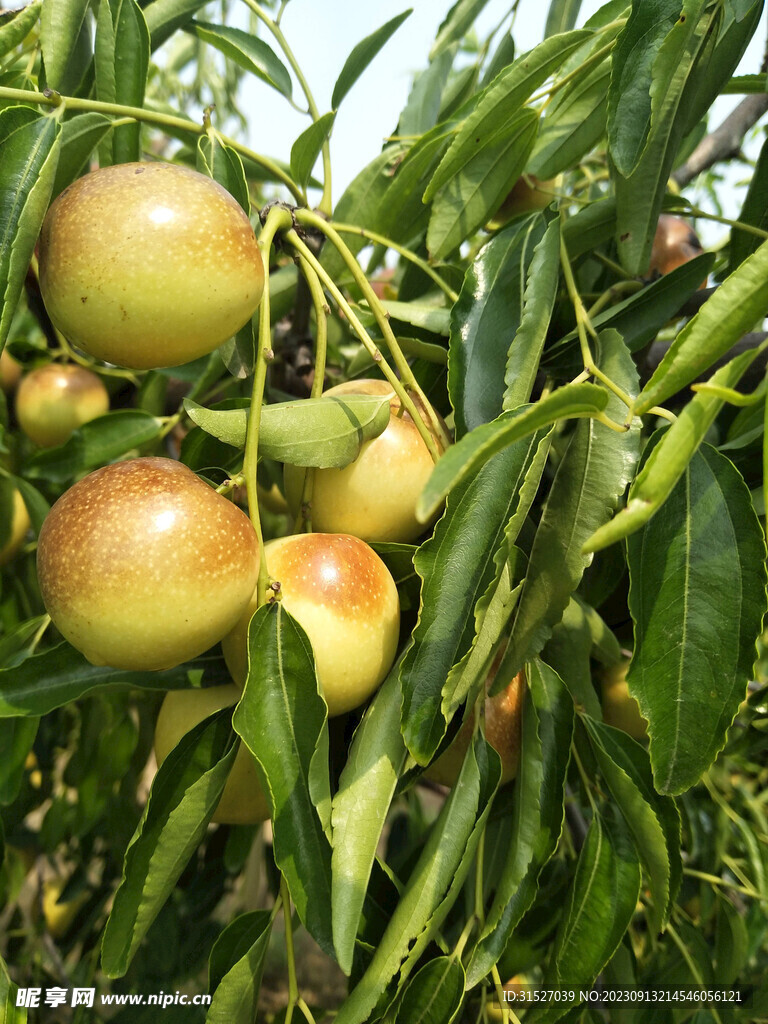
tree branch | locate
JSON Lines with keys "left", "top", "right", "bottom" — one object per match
{"left": 672, "top": 93, "right": 768, "bottom": 188}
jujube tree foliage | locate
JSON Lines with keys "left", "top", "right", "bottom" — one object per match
{"left": 0, "top": 0, "right": 767, "bottom": 1021}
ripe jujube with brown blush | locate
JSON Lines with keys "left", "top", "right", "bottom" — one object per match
{"left": 425, "top": 665, "right": 526, "bottom": 786}
{"left": 154, "top": 684, "right": 270, "bottom": 825}
{"left": 38, "top": 163, "right": 264, "bottom": 369}
{"left": 16, "top": 363, "right": 109, "bottom": 447}
{"left": 284, "top": 379, "right": 447, "bottom": 544}
{"left": 648, "top": 215, "right": 706, "bottom": 285}
{"left": 222, "top": 532, "right": 400, "bottom": 717}
{"left": 37, "top": 457, "right": 259, "bottom": 670}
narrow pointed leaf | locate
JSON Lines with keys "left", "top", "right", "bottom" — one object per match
{"left": 430, "top": 0, "right": 492, "bottom": 59}
{"left": 95, "top": 0, "right": 150, "bottom": 164}
{"left": 233, "top": 604, "right": 333, "bottom": 957}
{"left": 503, "top": 332, "right": 641, "bottom": 676}
{"left": 636, "top": 238, "right": 768, "bottom": 414}
{"left": 0, "top": 107, "right": 61, "bottom": 352}
{"left": 332, "top": 10, "right": 412, "bottom": 109}
{"left": 545, "top": 0, "right": 583, "bottom": 36}
{"left": 290, "top": 112, "right": 336, "bottom": 191}
{"left": 189, "top": 21, "right": 292, "bottom": 98}
{"left": 40, "top": 0, "right": 90, "bottom": 91}
{"left": 184, "top": 394, "right": 389, "bottom": 467}
{"left": 626, "top": 443, "right": 768, "bottom": 794}
{"left": 450, "top": 214, "right": 549, "bottom": 437}
{"left": 418, "top": 383, "right": 609, "bottom": 524}
{"left": 206, "top": 911, "right": 272, "bottom": 1024}
{"left": 427, "top": 109, "right": 538, "bottom": 260}
{"left": 143, "top": 0, "right": 208, "bottom": 49}
{"left": 467, "top": 660, "right": 574, "bottom": 987}
{"left": 197, "top": 135, "right": 250, "bottom": 213}
{"left": 334, "top": 737, "right": 499, "bottom": 1024}
{"left": 51, "top": 114, "right": 114, "bottom": 199}
{"left": 396, "top": 957, "right": 465, "bottom": 1024}
{"left": 101, "top": 711, "right": 237, "bottom": 977}
{"left": 0, "top": 1, "right": 43, "bottom": 60}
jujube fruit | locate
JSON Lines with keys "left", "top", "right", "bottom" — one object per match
{"left": 0, "top": 350, "right": 22, "bottom": 393}
{"left": 16, "top": 363, "right": 109, "bottom": 447}
{"left": 38, "top": 162, "right": 264, "bottom": 369}
{"left": 154, "top": 684, "right": 270, "bottom": 825}
{"left": 0, "top": 490, "right": 31, "bottom": 567}
{"left": 284, "top": 379, "right": 446, "bottom": 544}
{"left": 37, "top": 457, "right": 259, "bottom": 670}
{"left": 648, "top": 215, "right": 705, "bottom": 284}
{"left": 222, "top": 532, "right": 400, "bottom": 716}
{"left": 600, "top": 659, "right": 648, "bottom": 741}
{"left": 425, "top": 666, "right": 526, "bottom": 787}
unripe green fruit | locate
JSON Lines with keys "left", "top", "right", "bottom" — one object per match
{"left": 425, "top": 668, "right": 526, "bottom": 787}
{"left": 37, "top": 457, "right": 259, "bottom": 670}
{"left": 16, "top": 363, "right": 109, "bottom": 447}
{"left": 284, "top": 379, "right": 446, "bottom": 544}
{"left": 222, "top": 532, "right": 400, "bottom": 716}
{"left": 42, "top": 877, "right": 89, "bottom": 939}
{"left": 38, "top": 163, "right": 264, "bottom": 370}
{"left": 0, "top": 490, "right": 31, "bottom": 567}
{"left": 154, "top": 684, "right": 269, "bottom": 825}
{"left": 600, "top": 660, "right": 648, "bottom": 741}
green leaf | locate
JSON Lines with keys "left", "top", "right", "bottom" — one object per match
{"left": 0, "top": 107, "right": 61, "bottom": 352}
{"left": 95, "top": 0, "right": 150, "bottom": 164}
{"left": 467, "top": 660, "right": 574, "bottom": 986}
{"left": 0, "top": 1, "right": 43, "bottom": 61}
{"left": 206, "top": 911, "right": 272, "bottom": 1024}
{"left": 40, "top": 0, "right": 90, "bottom": 91}
{"left": 542, "top": 598, "right": 603, "bottom": 718}
{"left": 101, "top": 710, "right": 238, "bottom": 977}
{"left": 12, "top": 478, "right": 49, "bottom": 534}
{"left": 376, "top": 300, "right": 451, "bottom": 336}
{"left": 583, "top": 716, "right": 681, "bottom": 932}
{"left": 545, "top": 0, "right": 583, "bottom": 36}
{"left": 417, "top": 383, "right": 609, "bottom": 523}
{"left": 233, "top": 604, "right": 333, "bottom": 957}
{"left": 290, "top": 112, "right": 335, "bottom": 191}
{"left": 529, "top": 60, "right": 610, "bottom": 180}
{"left": 450, "top": 214, "right": 549, "bottom": 437}
{"left": 197, "top": 134, "right": 250, "bottom": 213}
{"left": 424, "top": 30, "right": 592, "bottom": 200}
{"left": 331, "top": 667, "right": 408, "bottom": 974}
{"left": 504, "top": 215, "right": 561, "bottom": 410}
{"left": 51, "top": 114, "right": 114, "bottom": 200}
{"left": 0, "top": 643, "right": 225, "bottom": 717}
{"left": 189, "top": 21, "right": 292, "bottom": 98}
{"left": 143, "top": 0, "right": 207, "bottom": 50}
{"left": 396, "top": 956, "right": 465, "bottom": 1024}
{"left": 626, "top": 443, "right": 768, "bottom": 794}
{"left": 332, "top": 10, "right": 412, "bottom": 109}
{"left": 427, "top": 108, "right": 539, "bottom": 260}
{"left": 335, "top": 736, "right": 499, "bottom": 1024}
{"left": 1, "top": 953, "right": 26, "bottom": 1024}
{"left": 584, "top": 346, "right": 764, "bottom": 551}
{"left": 184, "top": 393, "right": 389, "bottom": 468}
{"left": 399, "top": 47, "right": 457, "bottom": 137}
{"left": 612, "top": 4, "right": 717, "bottom": 274}
{"left": 0, "top": 716, "right": 38, "bottom": 805}
{"left": 503, "top": 332, "right": 641, "bottom": 676}
{"left": 0, "top": 617, "right": 48, "bottom": 669}
{"left": 730, "top": 131, "right": 768, "bottom": 273}
{"left": 549, "top": 806, "right": 641, "bottom": 992}
{"left": 25, "top": 410, "right": 162, "bottom": 483}
{"left": 637, "top": 238, "right": 768, "bottom": 413}
{"left": 431, "top": 0, "right": 492, "bottom": 58}
{"left": 607, "top": 0, "right": 688, "bottom": 176}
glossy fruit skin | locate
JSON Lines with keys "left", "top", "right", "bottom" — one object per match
{"left": 648, "top": 215, "right": 705, "bottom": 283}
{"left": 16, "top": 363, "right": 109, "bottom": 447}
{"left": 601, "top": 660, "right": 648, "bottom": 741}
{"left": 0, "top": 490, "right": 31, "bottom": 567}
{"left": 37, "top": 457, "right": 259, "bottom": 670}
{"left": 425, "top": 668, "right": 526, "bottom": 787}
{"left": 0, "top": 349, "right": 22, "bottom": 393}
{"left": 284, "top": 379, "right": 446, "bottom": 544}
{"left": 154, "top": 684, "right": 270, "bottom": 825}
{"left": 38, "top": 162, "right": 264, "bottom": 370}
{"left": 222, "top": 533, "right": 400, "bottom": 717}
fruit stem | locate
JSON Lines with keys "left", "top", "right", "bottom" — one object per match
{"left": 329, "top": 221, "right": 459, "bottom": 303}
{"left": 680, "top": 204, "right": 768, "bottom": 240}
{"left": 682, "top": 868, "right": 765, "bottom": 902}
{"left": 291, "top": 253, "right": 331, "bottom": 533}
{"left": 529, "top": 34, "right": 619, "bottom": 106}
{"left": 283, "top": 226, "right": 444, "bottom": 462}
{"left": 242, "top": 0, "right": 333, "bottom": 215}
{"left": 246, "top": 205, "right": 294, "bottom": 605}
{"left": 0, "top": 86, "right": 305, "bottom": 204}
{"left": 293, "top": 210, "right": 451, "bottom": 455}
